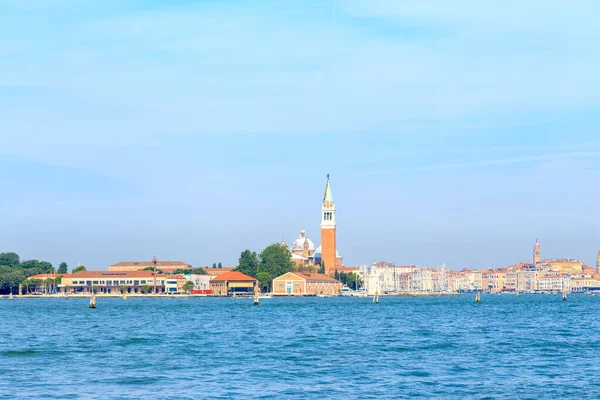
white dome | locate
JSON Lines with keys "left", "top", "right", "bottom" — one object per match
{"left": 315, "top": 245, "right": 340, "bottom": 258}
{"left": 291, "top": 230, "right": 315, "bottom": 252}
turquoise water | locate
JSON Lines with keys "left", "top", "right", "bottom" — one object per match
{"left": 2, "top": 294, "right": 600, "bottom": 399}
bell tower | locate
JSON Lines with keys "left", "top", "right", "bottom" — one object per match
{"left": 596, "top": 250, "right": 600, "bottom": 274}
{"left": 320, "top": 174, "right": 337, "bottom": 276}
{"left": 533, "top": 239, "right": 541, "bottom": 266}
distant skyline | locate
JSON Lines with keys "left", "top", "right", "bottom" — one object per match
{"left": 1, "top": 1, "right": 599, "bottom": 269}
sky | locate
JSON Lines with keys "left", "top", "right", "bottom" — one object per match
{"left": 1, "top": 0, "right": 599, "bottom": 270}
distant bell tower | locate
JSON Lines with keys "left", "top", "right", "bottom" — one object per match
{"left": 320, "top": 174, "right": 337, "bottom": 277}
{"left": 596, "top": 250, "right": 600, "bottom": 274}
{"left": 533, "top": 239, "right": 541, "bottom": 266}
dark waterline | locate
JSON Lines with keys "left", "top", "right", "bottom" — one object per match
{"left": 2, "top": 295, "right": 600, "bottom": 399}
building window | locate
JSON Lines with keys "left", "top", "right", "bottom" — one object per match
{"left": 279, "top": 283, "right": 284, "bottom": 289}
{"left": 295, "top": 283, "right": 300, "bottom": 289}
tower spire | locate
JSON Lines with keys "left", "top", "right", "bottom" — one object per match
{"left": 323, "top": 175, "right": 334, "bottom": 202}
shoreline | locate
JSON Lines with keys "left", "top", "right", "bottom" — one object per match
{"left": 1, "top": 292, "right": 463, "bottom": 299}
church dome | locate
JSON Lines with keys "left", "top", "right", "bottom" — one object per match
{"left": 315, "top": 245, "right": 340, "bottom": 258}
{"left": 291, "top": 230, "right": 315, "bottom": 252}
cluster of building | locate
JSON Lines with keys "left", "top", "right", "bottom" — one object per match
{"left": 355, "top": 242, "right": 600, "bottom": 295}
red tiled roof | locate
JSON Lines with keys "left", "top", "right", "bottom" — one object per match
{"left": 210, "top": 271, "right": 257, "bottom": 282}
{"left": 109, "top": 261, "right": 190, "bottom": 268}
{"left": 296, "top": 273, "right": 339, "bottom": 282}
{"left": 27, "top": 273, "right": 72, "bottom": 280}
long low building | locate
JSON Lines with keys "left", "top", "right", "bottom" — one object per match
{"left": 108, "top": 261, "right": 191, "bottom": 273}
{"left": 61, "top": 271, "right": 185, "bottom": 294}
{"left": 272, "top": 272, "right": 342, "bottom": 296}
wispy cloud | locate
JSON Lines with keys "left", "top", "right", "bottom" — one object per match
{"left": 373, "top": 152, "right": 600, "bottom": 174}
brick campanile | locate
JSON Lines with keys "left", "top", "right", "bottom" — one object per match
{"left": 596, "top": 250, "right": 600, "bottom": 274}
{"left": 533, "top": 240, "right": 541, "bottom": 266}
{"left": 320, "top": 175, "right": 337, "bottom": 277}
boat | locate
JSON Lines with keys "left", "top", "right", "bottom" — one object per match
{"left": 317, "top": 293, "right": 330, "bottom": 298}
{"left": 340, "top": 286, "right": 353, "bottom": 296}
{"left": 562, "top": 292, "right": 567, "bottom": 301}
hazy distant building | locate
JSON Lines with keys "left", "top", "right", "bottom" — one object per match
{"left": 596, "top": 251, "right": 600, "bottom": 274}
{"left": 533, "top": 240, "right": 541, "bottom": 265}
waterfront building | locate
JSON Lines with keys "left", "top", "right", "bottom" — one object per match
{"left": 62, "top": 271, "right": 168, "bottom": 294}
{"left": 570, "top": 277, "right": 600, "bottom": 292}
{"left": 184, "top": 274, "right": 214, "bottom": 294}
{"left": 108, "top": 261, "right": 191, "bottom": 273}
{"left": 165, "top": 275, "right": 186, "bottom": 293}
{"left": 209, "top": 271, "right": 257, "bottom": 296}
{"left": 272, "top": 272, "right": 342, "bottom": 296}
{"left": 596, "top": 251, "right": 600, "bottom": 274}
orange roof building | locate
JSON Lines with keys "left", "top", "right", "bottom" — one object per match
{"left": 272, "top": 272, "right": 342, "bottom": 296}
{"left": 210, "top": 271, "right": 257, "bottom": 296}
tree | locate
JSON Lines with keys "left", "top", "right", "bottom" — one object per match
{"left": 182, "top": 281, "right": 194, "bottom": 293}
{"left": 258, "top": 243, "right": 293, "bottom": 288}
{"left": 141, "top": 284, "right": 151, "bottom": 294}
{"left": 256, "top": 272, "right": 273, "bottom": 292}
{"left": 346, "top": 273, "right": 363, "bottom": 290}
{"left": 0, "top": 252, "right": 20, "bottom": 267}
{"left": 318, "top": 261, "right": 325, "bottom": 275}
{"left": 235, "top": 250, "right": 259, "bottom": 277}
{"left": 55, "top": 275, "right": 63, "bottom": 286}
{"left": 42, "top": 278, "right": 54, "bottom": 294}
{"left": 143, "top": 266, "right": 164, "bottom": 274}
{"left": 91, "top": 285, "right": 99, "bottom": 294}
{"left": 119, "top": 285, "right": 127, "bottom": 294}
{"left": 58, "top": 262, "right": 68, "bottom": 274}
{"left": 218, "top": 262, "right": 222, "bottom": 269}
{"left": 72, "top": 265, "right": 87, "bottom": 273}
{"left": 39, "top": 261, "right": 54, "bottom": 273}
{"left": 212, "top": 263, "right": 217, "bottom": 269}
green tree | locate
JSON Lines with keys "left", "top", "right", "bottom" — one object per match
{"left": 55, "top": 275, "right": 63, "bottom": 286}
{"left": 346, "top": 273, "right": 363, "bottom": 290}
{"left": 0, "top": 252, "right": 20, "bottom": 267}
{"left": 39, "top": 261, "right": 54, "bottom": 273}
{"left": 141, "top": 284, "right": 151, "bottom": 294}
{"left": 182, "top": 281, "right": 194, "bottom": 293}
{"left": 258, "top": 243, "right": 293, "bottom": 288}
{"left": 318, "top": 261, "right": 325, "bottom": 275}
{"left": 143, "top": 266, "right": 164, "bottom": 274}
{"left": 72, "top": 265, "right": 87, "bottom": 273}
{"left": 119, "top": 285, "right": 127, "bottom": 294}
{"left": 57, "top": 262, "right": 68, "bottom": 274}
{"left": 212, "top": 263, "right": 217, "bottom": 269}
{"left": 235, "top": 250, "right": 259, "bottom": 277}
{"left": 218, "top": 262, "right": 222, "bottom": 269}
{"left": 91, "top": 285, "right": 99, "bottom": 294}
{"left": 256, "top": 272, "right": 273, "bottom": 292}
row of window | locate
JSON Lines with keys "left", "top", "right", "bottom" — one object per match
{"left": 323, "top": 211, "right": 334, "bottom": 221}
{"left": 71, "top": 280, "right": 162, "bottom": 286}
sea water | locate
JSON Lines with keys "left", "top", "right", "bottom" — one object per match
{"left": 2, "top": 295, "right": 600, "bottom": 399}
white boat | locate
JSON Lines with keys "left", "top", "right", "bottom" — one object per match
{"left": 340, "top": 286, "right": 353, "bottom": 296}
{"left": 317, "top": 294, "right": 330, "bottom": 298}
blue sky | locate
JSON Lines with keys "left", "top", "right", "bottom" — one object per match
{"left": 1, "top": 0, "right": 599, "bottom": 270}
